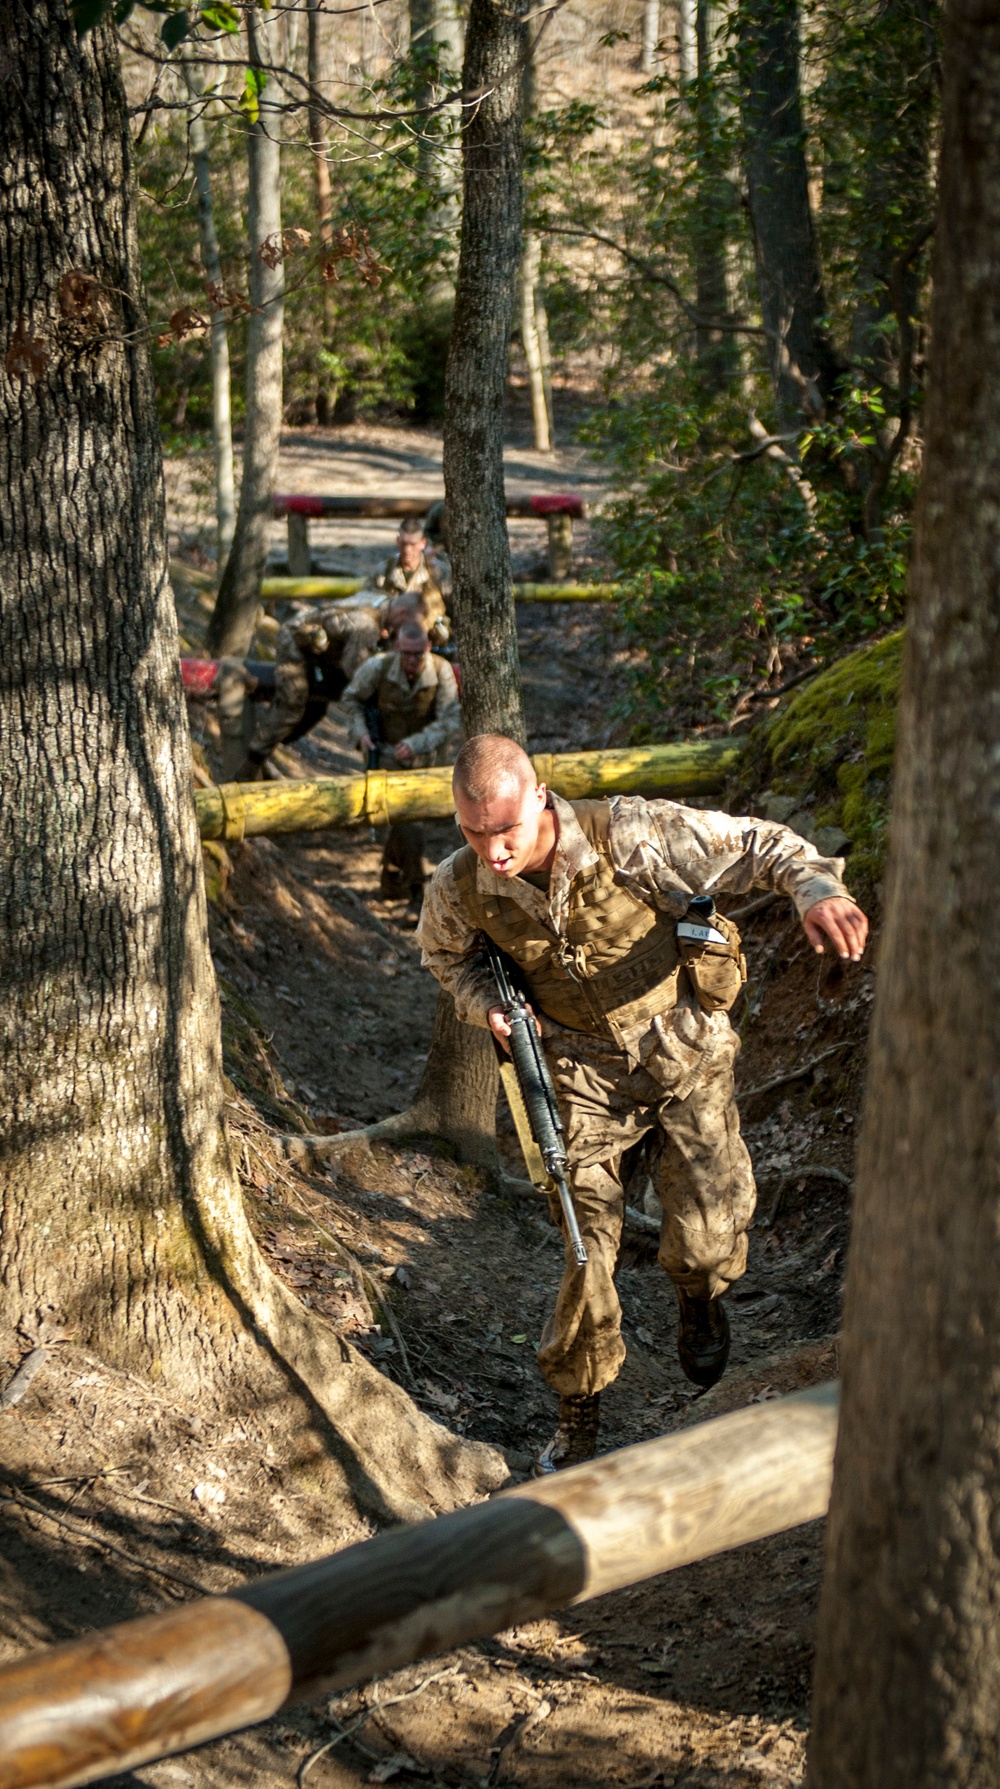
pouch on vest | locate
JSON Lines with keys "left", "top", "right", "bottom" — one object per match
{"left": 675, "top": 896, "right": 747, "bottom": 1014}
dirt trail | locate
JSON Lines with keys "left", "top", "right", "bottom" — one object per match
{"left": 0, "top": 425, "right": 875, "bottom": 1789}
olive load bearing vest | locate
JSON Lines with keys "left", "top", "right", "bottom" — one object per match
{"left": 453, "top": 800, "right": 746, "bottom": 1038}
{"left": 375, "top": 655, "right": 443, "bottom": 746}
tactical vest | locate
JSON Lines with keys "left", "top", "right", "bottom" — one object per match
{"left": 452, "top": 800, "right": 682, "bottom": 1037}
{"left": 376, "top": 656, "right": 442, "bottom": 745}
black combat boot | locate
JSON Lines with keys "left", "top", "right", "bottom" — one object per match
{"left": 675, "top": 1288, "right": 730, "bottom": 1389}
{"left": 532, "top": 1394, "right": 601, "bottom": 1476}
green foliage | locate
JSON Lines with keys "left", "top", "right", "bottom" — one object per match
{"left": 742, "top": 630, "right": 904, "bottom": 887}
{"left": 586, "top": 368, "right": 911, "bottom": 736}
{"left": 136, "top": 21, "right": 465, "bottom": 430}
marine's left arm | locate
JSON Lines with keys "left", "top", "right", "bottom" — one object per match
{"left": 608, "top": 796, "right": 868, "bottom": 960}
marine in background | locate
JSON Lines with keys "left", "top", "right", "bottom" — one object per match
{"left": 214, "top": 604, "right": 380, "bottom": 782}
{"left": 341, "top": 619, "right": 461, "bottom": 908}
{"left": 376, "top": 517, "right": 450, "bottom": 647}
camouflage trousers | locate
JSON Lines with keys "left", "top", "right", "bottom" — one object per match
{"left": 536, "top": 1027, "right": 756, "bottom": 1397}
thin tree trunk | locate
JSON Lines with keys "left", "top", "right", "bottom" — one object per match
{"left": 307, "top": 0, "right": 336, "bottom": 427}
{"left": 296, "top": 993, "right": 501, "bottom": 1173}
{"left": 807, "top": 3, "right": 1000, "bottom": 1781}
{"left": 0, "top": 0, "right": 504, "bottom": 1522}
{"left": 678, "top": 0, "right": 696, "bottom": 85}
{"left": 641, "top": 0, "right": 661, "bottom": 72}
{"left": 736, "top": 0, "right": 841, "bottom": 423}
{"left": 848, "top": 0, "right": 935, "bottom": 536}
{"left": 443, "top": 0, "right": 527, "bottom": 743}
{"left": 519, "top": 33, "right": 553, "bottom": 451}
{"left": 692, "top": 0, "right": 737, "bottom": 391}
{"left": 333, "top": 0, "right": 531, "bottom": 1171}
{"left": 520, "top": 235, "right": 551, "bottom": 451}
{"left": 181, "top": 49, "right": 236, "bottom": 573}
{"left": 205, "top": 7, "right": 284, "bottom": 658}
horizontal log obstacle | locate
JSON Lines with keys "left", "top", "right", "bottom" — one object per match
{"left": 259, "top": 577, "right": 624, "bottom": 605}
{"left": 195, "top": 741, "right": 740, "bottom": 841}
{"left": 271, "top": 493, "right": 588, "bottom": 580}
{"left": 0, "top": 1384, "right": 838, "bottom": 1789}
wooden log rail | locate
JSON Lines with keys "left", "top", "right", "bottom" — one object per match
{"left": 0, "top": 1384, "right": 838, "bottom": 1789}
{"left": 195, "top": 742, "right": 740, "bottom": 842}
{"left": 259, "top": 577, "right": 624, "bottom": 605}
{"left": 271, "top": 493, "right": 588, "bottom": 580}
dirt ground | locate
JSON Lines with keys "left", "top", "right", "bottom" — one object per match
{"left": 0, "top": 426, "right": 877, "bottom": 1789}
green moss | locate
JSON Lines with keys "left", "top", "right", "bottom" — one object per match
{"left": 740, "top": 631, "right": 904, "bottom": 888}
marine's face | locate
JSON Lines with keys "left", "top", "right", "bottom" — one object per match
{"left": 398, "top": 531, "right": 425, "bottom": 573}
{"left": 455, "top": 779, "right": 547, "bottom": 878}
{"left": 398, "top": 644, "right": 428, "bottom": 679}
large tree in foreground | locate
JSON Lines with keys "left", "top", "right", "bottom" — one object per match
{"left": 807, "top": 2, "right": 1000, "bottom": 1781}
{"left": 0, "top": 0, "right": 504, "bottom": 1522}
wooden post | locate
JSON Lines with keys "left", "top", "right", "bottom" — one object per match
{"left": 0, "top": 1386, "right": 838, "bottom": 1789}
{"left": 194, "top": 740, "right": 741, "bottom": 841}
{"left": 286, "top": 511, "right": 311, "bottom": 577}
{"left": 546, "top": 512, "right": 573, "bottom": 580}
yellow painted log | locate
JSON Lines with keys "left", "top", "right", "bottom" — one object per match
{"left": 514, "top": 582, "right": 622, "bottom": 602}
{"left": 260, "top": 576, "right": 623, "bottom": 605}
{"left": 196, "top": 741, "right": 739, "bottom": 841}
{"left": 261, "top": 576, "right": 367, "bottom": 601}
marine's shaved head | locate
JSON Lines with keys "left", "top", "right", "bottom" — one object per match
{"left": 453, "top": 734, "right": 536, "bottom": 803}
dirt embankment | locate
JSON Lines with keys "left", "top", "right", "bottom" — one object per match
{"left": 0, "top": 432, "right": 880, "bottom": 1789}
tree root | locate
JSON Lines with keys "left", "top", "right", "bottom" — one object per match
{"left": 194, "top": 1146, "right": 509, "bottom": 1525}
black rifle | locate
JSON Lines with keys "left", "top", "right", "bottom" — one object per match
{"left": 361, "top": 697, "right": 382, "bottom": 840}
{"left": 362, "top": 696, "right": 382, "bottom": 771}
{"left": 483, "top": 937, "right": 588, "bottom": 1267}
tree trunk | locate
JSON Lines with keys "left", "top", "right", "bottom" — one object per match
{"left": 181, "top": 48, "right": 236, "bottom": 573}
{"left": 678, "top": 0, "right": 696, "bottom": 86}
{"left": 443, "top": 0, "right": 527, "bottom": 743}
{"left": 807, "top": 4, "right": 1000, "bottom": 1782}
{"left": 641, "top": 0, "right": 661, "bottom": 72}
{"left": 848, "top": 0, "right": 935, "bottom": 536}
{"left": 520, "top": 235, "right": 551, "bottom": 451}
{"left": 0, "top": 0, "right": 505, "bottom": 1523}
{"left": 519, "top": 33, "right": 553, "bottom": 452}
{"left": 296, "top": 993, "right": 500, "bottom": 1173}
{"left": 307, "top": 0, "right": 336, "bottom": 427}
{"left": 692, "top": 0, "right": 737, "bottom": 391}
{"left": 736, "top": 0, "right": 841, "bottom": 423}
{"left": 205, "top": 7, "right": 284, "bottom": 658}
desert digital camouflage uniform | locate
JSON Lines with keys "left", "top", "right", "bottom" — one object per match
{"left": 418, "top": 792, "right": 852, "bottom": 1397}
{"left": 376, "top": 552, "right": 450, "bottom": 645}
{"left": 215, "top": 604, "right": 379, "bottom": 779}
{"left": 342, "top": 648, "right": 462, "bottom": 899}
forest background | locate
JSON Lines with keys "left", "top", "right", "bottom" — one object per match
{"left": 129, "top": 0, "right": 939, "bottom": 737}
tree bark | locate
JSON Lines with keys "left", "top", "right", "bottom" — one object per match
{"left": 181, "top": 49, "right": 236, "bottom": 573}
{"left": 736, "top": 0, "right": 841, "bottom": 423}
{"left": 847, "top": 0, "right": 935, "bottom": 536}
{"left": 520, "top": 234, "right": 551, "bottom": 451}
{"left": 443, "top": 0, "right": 528, "bottom": 743}
{"left": 295, "top": 993, "right": 501, "bottom": 1173}
{"left": 307, "top": 0, "right": 336, "bottom": 427}
{"left": 807, "top": 4, "right": 1000, "bottom": 1782}
{"left": 678, "top": 0, "right": 696, "bottom": 86}
{"left": 692, "top": 0, "right": 737, "bottom": 391}
{"left": 641, "top": 0, "right": 661, "bottom": 72}
{"left": 206, "top": 7, "right": 285, "bottom": 657}
{"left": 0, "top": 0, "right": 505, "bottom": 1523}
